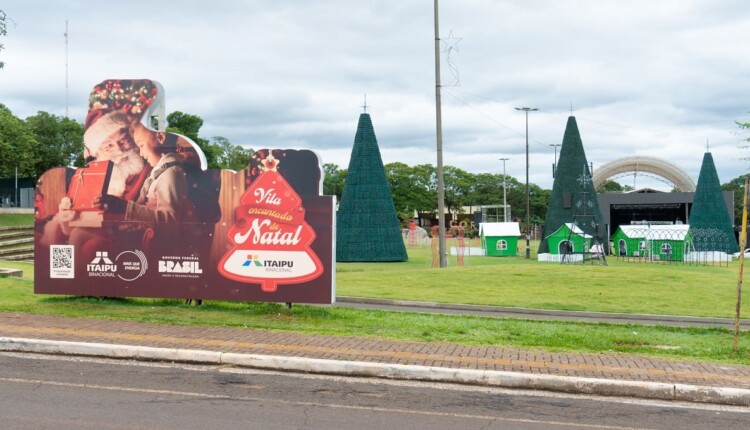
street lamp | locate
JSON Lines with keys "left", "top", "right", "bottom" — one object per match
{"left": 549, "top": 143, "right": 560, "bottom": 178}
{"left": 433, "top": 0, "right": 447, "bottom": 268}
{"left": 499, "top": 158, "right": 509, "bottom": 222}
{"left": 515, "top": 107, "right": 538, "bottom": 259}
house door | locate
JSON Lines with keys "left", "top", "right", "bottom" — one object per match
{"left": 618, "top": 239, "right": 626, "bottom": 256}
{"left": 559, "top": 240, "right": 573, "bottom": 254}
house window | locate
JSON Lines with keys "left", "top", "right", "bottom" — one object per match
{"left": 638, "top": 241, "right": 646, "bottom": 251}
{"left": 661, "top": 243, "right": 672, "bottom": 255}
{"left": 496, "top": 240, "right": 507, "bottom": 251}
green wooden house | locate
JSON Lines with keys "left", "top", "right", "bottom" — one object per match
{"left": 538, "top": 223, "right": 592, "bottom": 262}
{"left": 611, "top": 224, "right": 691, "bottom": 261}
{"left": 479, "top": 222, "right": 521, "bottom": 256}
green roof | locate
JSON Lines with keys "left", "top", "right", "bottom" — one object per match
{"left": 538, "top": 116, "right": 604, "bottom": 254}
{"left": 688, "top": 152, "right": 738, "bottom": 253}
{"left": 336, "top": 113, "right": 407, "bottom": 262}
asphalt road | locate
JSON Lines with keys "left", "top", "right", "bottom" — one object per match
{"left": 1, "top": 352, "right": 747, "bottom": 430}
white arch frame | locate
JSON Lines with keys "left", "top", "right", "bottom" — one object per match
{"left": 592, "top": 156, "right": 696, "bottom": 192}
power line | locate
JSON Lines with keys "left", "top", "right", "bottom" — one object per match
{"left": 445, "top": 87, "right": 741, "bottom": 144}
{"left": 442, "top": 87, "right": 549, "bottom": 148}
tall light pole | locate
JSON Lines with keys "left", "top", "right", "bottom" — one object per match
{"left": 549, "top": 143, "right": 560, "bottom": 178}
{"left": 433, "top": 0, "right": 447, "bottom": 267}
{"left": 499, "top": 158, "right": 509, "bottom": 222}
{"left": 515, "top": 107, "right": 538, "bottom": 259}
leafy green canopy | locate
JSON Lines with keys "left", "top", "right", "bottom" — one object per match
{"left": 0, "top": 107, "right": 251, "bottom": 182}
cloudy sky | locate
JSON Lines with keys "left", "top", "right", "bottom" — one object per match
{"left": 1, "top": 0, "right": 749, "bottom": 189}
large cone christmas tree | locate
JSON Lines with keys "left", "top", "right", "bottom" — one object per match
{"left": 538, "top": 116, "right": 604, "bottom": 254}
{"left": 688, "top": 152, "right": 738, "bottom": 253}
{"left": 336, "top": 113, "right": 407, "bottom": 262}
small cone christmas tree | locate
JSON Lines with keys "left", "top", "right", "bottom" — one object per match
{"left": 688, "top": 152, "right": 738, "bottom": 253}
{"left": 218, "top": 154, "right": 323, "bottom": 292}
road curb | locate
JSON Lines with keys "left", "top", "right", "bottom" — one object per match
{"left": 2, "top": 336, "right": 749, "bottom": 407}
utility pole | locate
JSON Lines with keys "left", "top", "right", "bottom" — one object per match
{"left": 433, "top": 0, "right": 447, "bottom": 267}
{"left": 549, "top": 143, "right": 560, "bottom": 178}
{"left": 499, "top": 158, "right": 509, "bottom": 222}
{"left": 735, "top": 176, "right": 748, "bottom": 352}
{"left": 515, "top": 107, "right": 538, "bottom": 259}
{"left": 65, "top": 20, "right": 69, "bottom": 118}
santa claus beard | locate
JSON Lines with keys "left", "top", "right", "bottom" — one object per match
{"left": 106, "top": 150, "right": 146, "bottom": 197}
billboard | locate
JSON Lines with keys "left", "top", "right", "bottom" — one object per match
{"left": 34, "top": 79, "right": 335, "bottom": 304}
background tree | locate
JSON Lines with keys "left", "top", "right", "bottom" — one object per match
{"left": 409, "top": 163, "right": 438, "bottom": 217}
{"left": 442, "top": 166, "right": 473, "bottom": 216}
{"left": 167, "top": 111, "right": 221, "bottom": 169}
{"left": 597, "top": 179, "right": 623, "bottom": 193}
{"left": 323, "top": 163, "right": 346, "bottom": 201}
{"left": 384, "top": 162, "right": 435, "bottom": 220}
{"left": 736, "top": 113, "right": 750, "bottom": 135}
{"left": 466, "top": 173, "right": 527, "bottom": 221}
{"left": 466, "top": 173, "right": 503, "bottom": 206}
{"left": 25, "top": 111, "right": 84, "bottom": 176}
{"left": 211, "top": 135, "right": 252, "bottom": 171}
{"left": 596, "top": 179, "right": 635, "bottom": 193}
{"left": 723, "top": 175, "right": 747, "bottom": 226}
{"left": 0, "top": 10, "right": 7, "bottom": 69}
{"left": 726, "top": 113, "right": 750, "bottom": 225}
{"left": 0, "top": 104, "right": 36, "bottom": 178}
{"left": 528, "top": 183, "right": 551, "bottom": 225}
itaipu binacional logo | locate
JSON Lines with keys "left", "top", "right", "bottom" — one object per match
{"left": 87, "top": 250, "right": 147, "bottom": 281}
{"left": 87, "top": 251, "right": 117, "bottom": 277}
{"left": 218, "top": 155, "right": 323, "bottom": 292}
{"left": 243, "top": 255, "right": 264, "bottom": 267}
{"left": 242, "top": 253, "right": 295, "bottom": 272}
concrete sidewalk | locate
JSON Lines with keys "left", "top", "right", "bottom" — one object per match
{"left": 1, "top": 312, "right": 749, "bottom": 406}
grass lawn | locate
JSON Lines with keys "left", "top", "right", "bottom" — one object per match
{"left": 1, "top": 259, "right": 749, "bottom": 365}
{"left": 338, "top": 243, "right": 749, "bottom": 319}
{"left": 0, "top": 214, "right": 34, "bottom": 226}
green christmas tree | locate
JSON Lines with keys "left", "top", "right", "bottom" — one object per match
{"left": 336, "top": 113, "right": 407, "bottom": 262}
{"left": 688, "top": 152, "right": 738, "bottom": 253}
{"left": 538, "top": 116, "right": 604, "bottom": 254}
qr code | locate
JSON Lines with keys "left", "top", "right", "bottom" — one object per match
{"left": 50, "top": 245, "right": 75, "bottom": 279}
{"left": 52, "top": 246, "right": 73, "bottom": 269}
{"left": 51, "top": 245, "right": 74, "bottom": 269}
